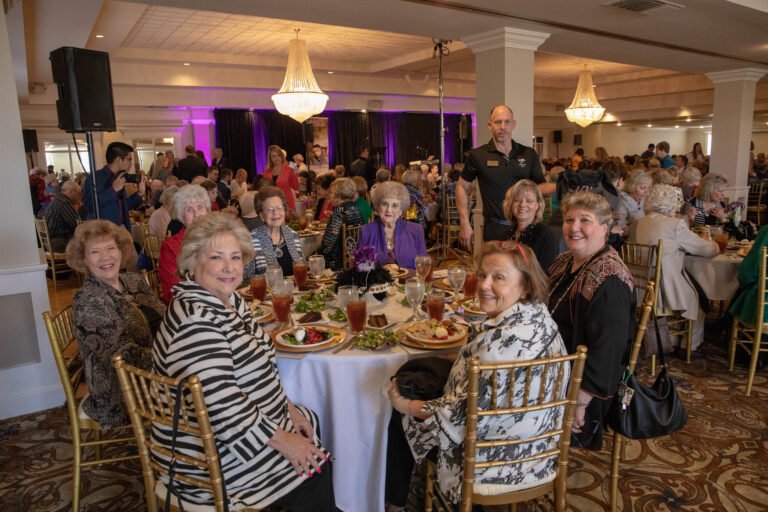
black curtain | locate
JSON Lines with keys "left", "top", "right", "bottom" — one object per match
{"left": 215, "top": 109, "right": 473, "bottom": 178}
{"left": 328, "top": 111, "right": 370, "bottom": 171}
{"left": 214, "top": 109, "right": 256, "bottom": 175}
{"left": 255, "top": 110, "right": 305, "bottom": 171}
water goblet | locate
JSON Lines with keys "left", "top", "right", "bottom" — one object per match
{"left": 309, "top": 255, "right": 325, "bottom": 280}
{"left": 404, "top": 277, "right": 426, "bottom": 322}
{"left": 265, "top": 265, "right": 283, "bottom": 296}
{"left": 414, "top": 255, "right": 432, "bottom": 282}
{"left": 447, "top": 265, "right": 467, "bottom": 301}
{"left": 336, "top": 285, "right": 358, "bottom": 315}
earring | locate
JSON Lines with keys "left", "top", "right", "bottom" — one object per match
{"left": 185, "top": 271, "right": 194, "bottom": 281}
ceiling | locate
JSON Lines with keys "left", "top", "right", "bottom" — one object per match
{"left": 13, "top": 0, "right": 768, "bottom": 130}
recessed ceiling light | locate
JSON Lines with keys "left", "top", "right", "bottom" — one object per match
{"left": 183, "top": 62, "right": 190, "bottom": 66}
{"left": 361, "top": 109, "right": 367, "bottom": 113}
{"left": 686, "top": 117, "right": 692, "bottom": 122}
{"left": 327, "top": 71, "right": 334, "bottom": 74}
{"left": 675, "top": 125, "right": 679, "bottom": 128}
{"left": 95, "top": 34, "right": 105, "bottom": 39}
{"left": 700, "top": 125, "right": 704, "bottom": 129}
{"left": 617, "top": 122, "right": 622, "bottom": 127}
{"left": 647, "top": 123, "right": 652, "bottom": 128}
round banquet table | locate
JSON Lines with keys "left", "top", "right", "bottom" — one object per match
{"left": 683, "top": 253, "right": 743, "bottom": 301}
{"left": 271, "top": 287, "right": 462, "bottom": 512}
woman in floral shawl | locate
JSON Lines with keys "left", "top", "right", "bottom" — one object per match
{"left": 385, "top": 242, "right": 567, "bottom": 509}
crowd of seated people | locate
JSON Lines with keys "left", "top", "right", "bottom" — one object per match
{"left": 39, "top": 133, "right": 768, "bottom": 512}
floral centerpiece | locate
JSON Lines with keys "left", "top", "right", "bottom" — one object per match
{"left": 336, "top": 245, "right": 393, "bottom": 300}
{"left": 723, "top": 201, "right": 756, "bottom": 240}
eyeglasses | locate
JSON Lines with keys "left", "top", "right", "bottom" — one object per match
{"left": 265, "top": 205, "right": 286, "bottom": 214}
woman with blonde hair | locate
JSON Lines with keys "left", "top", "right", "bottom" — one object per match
{"left": 153, "top": 213, "right": 335, "bottom": 510}
{"left": 503, "top": 179, "right": 559, "bottom": 270}
{"left": 616, "top": 169, "right": 653, "bottom": 234}
{"left": 264, "top": 145, "right": 299, "bottom": 212}
{"left": 687, "top": 173, "right": 728, "bottom": 227}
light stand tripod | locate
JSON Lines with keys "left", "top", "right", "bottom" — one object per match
{"left": 429, "top": 38, "right": 472, "bottom": 267}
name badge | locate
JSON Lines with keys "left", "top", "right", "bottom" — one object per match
{"left": 487, "top": 160, "right": 500, "bottom": 167}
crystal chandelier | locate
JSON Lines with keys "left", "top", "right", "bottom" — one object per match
{"left": 271, "top": 29, "right": 329, "bottom": 123}
{"left": 564, "top": 65, "right": 605, "bottom": 128}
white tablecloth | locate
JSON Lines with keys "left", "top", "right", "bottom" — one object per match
{"left": 684, "top": 253, "right": 742, "bottom": 301}
{"left": 274, "top": 291, "right": 461, "bottom": 512}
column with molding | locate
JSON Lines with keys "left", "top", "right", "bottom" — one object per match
{"left": 461, "top": 27, "right": 550, "bottom": 253}
{"left": 707, "top": 68, "right": 766, "bottom": 199}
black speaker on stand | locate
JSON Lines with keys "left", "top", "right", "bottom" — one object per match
{"left": 50, "top": 46, "right": 116, "bottom": 219}
{"left": 22, "top": 129, "right": 38, "bottom": 168}
{"left": 553, "top": 130, "right": 562, "bottom": 158}
{"left": 574, "top": 134, "right": 583, "bottom": 146}
{"left": 459, "top": 114, "right": 468, "bottom": 163}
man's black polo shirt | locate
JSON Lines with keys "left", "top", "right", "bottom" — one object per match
{"left": 461, "top": 138, "right": 544, "bottom": 223}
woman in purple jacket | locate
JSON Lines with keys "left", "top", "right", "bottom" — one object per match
{"left": 360, "top": 181, "right": 428, "bottom": 270}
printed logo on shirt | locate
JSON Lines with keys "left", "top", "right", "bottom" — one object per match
{"left": 487, "top": 160, "right": 500, "bottom": 167}
{"left": 517, "top": 157, "right": 527, "bottom": 167}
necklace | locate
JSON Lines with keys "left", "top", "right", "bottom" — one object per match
{"left": 548, "top": 254, "right": 596, "bottom": 314}
{"left": 273, "top": 235, "right": 285, "bottom": 258}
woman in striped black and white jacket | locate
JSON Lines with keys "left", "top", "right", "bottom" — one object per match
{"left": 153, "top": 213, "right": 336, "bottom": 510}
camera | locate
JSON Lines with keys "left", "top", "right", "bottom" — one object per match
{"left": 122, "top": 173, "right": 142, "bottom": 184}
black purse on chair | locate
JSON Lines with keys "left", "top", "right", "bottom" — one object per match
{"left": 608, "top": 314, "right": 688, "bottom": 440}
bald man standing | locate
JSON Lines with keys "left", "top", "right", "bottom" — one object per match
{"left": 456, "top": 105, "right": 553, "bottom": 247}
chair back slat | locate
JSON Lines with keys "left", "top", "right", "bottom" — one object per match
{"left": 627, "top": 282, "right": 657, "bottom": 375}
{"left": 459, "top": 346, "right": 588, "bottom": 512}
{"left": 113, "top": 356, "right": 229, "bottom": 512}
{"left": 620, "top": 240, "right": 662, "bottom": 313}
{"left": 43, "top": 308, "right": 82, "bottom": 418}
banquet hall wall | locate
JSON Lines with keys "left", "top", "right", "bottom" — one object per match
{"left": 0, "top": 9, "right": 64, "bottom": 421}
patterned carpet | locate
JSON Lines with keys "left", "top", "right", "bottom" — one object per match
{"left": 1, "top": 339, "right": 766, "bottom": 512}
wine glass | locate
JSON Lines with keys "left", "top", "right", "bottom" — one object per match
{"left": 414, "top": 255, "right": 432, "bottom": 282}
{"left": 447, "top": 265, "right": 467, "bottom": 301}
{"left": 404, "top": 277, "right": 425, "bottom": 322}
{"left": 309, "top": 255, "right": 325, "bottom": 280}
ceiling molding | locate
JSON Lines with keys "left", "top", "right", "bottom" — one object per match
{"left": 707, "top": 68, "right": 767, "bottom": 84}
{"left": 462, "top": 27, "right": 550, "bottom": 53}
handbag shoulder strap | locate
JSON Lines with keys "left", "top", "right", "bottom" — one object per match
{"left": 165, "top": 377, "right": 230, "bottom": 512}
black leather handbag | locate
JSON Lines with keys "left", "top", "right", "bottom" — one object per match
{"left": 393, "top": 357, "right": 453, "bottom": 400}
{"left": 608, "top": 314, "right": 688, "bottom": 440}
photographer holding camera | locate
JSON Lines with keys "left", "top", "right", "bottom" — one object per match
{"left": 82, "top": 142, "right": 146, "bottom": 232}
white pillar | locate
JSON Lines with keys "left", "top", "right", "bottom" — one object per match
{"left": 0, "top": 8, "right": 63, "bottom": 419}
{"left": 462, "top": 27, "right": 550, "bottom": 252}
{"left": 462, "top": 27, "right": 550, "bottom": 145}
{"left": 188, "top": 108, "right": 214, "bottom": 164}
{"left": 707, "top": 68, "right": 766, "bottom": 195}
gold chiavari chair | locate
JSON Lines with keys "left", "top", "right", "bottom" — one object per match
{"left": 608, "top": 281, "right": 656, "bottom": 511}
{"left": 143, "top": 233, "right": 165, "bottom": 269}
{"left": 620, "top": 240, "right": 662, "bottom": 374}
{"left": 142, "top": 269, "right": 162, "bottom": 299}
{"left": 35, "top": 217, "right": 75, "bottom": 293}
{"left": 424, "top": 346, "right": 588, "bottom": 512}
{"left": 434, "top": 194, "right": 473, "bottom": 267}
{"left": 43, "top": 308, "right": 138, "bottom": 511}
{"left": 113, "top": 356, "right": 260, "bottom": 512}
{"left": 341, "top": 222, "right": 362, "bottom": 270}
{"left": 728, "top": 246, "right": 768, "bottom": 396}
{"left": 747, "top": 180, "right": 766, "bottom": 226}
{"left": 542, "top": 195, "right": 554, "bottom": 222}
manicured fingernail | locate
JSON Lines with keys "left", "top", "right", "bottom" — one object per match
{"left": 317, "top": 467, "right": 322, "bottom": 474}
{"left": 323, "top": 454, "right": 329, "bottom": 460}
